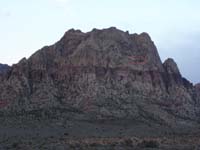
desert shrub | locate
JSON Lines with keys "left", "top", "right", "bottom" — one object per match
{"left": 11, "top": 142, "right": 19, "bottom": 148}
{"left": 69, "top": 143, "right": 80, "bottom": 148}
{"left": 64, "top": 132, "right": 69, "bottom": 136}
{"left": 123, "top": 139, "right": 133, "bottom": 147}
{"left": 111, "top": 141, "right": 119, "bottom": 146}
{"left": 89, "top": 143, "right": 99, "bottom": 147}
{"left": 137, "top": 140, "right": 159, "bottom": 148}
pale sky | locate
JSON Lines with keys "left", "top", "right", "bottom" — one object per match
{"left": 0, "top": 0, "right": 199, "bottom": 84}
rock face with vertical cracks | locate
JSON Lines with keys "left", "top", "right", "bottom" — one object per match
{"left": 0, "top": 27, "right": 199, "bottom": 127}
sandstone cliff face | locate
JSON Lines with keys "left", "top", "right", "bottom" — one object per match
{"left": 0, "top": 27, "right": 199, "bottom": 126}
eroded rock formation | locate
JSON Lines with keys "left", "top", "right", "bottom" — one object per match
{"left": 0, "top": 27, "right": 199, "bottom": 126}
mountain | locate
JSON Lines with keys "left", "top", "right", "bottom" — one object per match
{"left": 0, "top": 63, "right": 10, "bottom": 74}
{"left": 0, "top": 27, "right": 199, "bottom": 127}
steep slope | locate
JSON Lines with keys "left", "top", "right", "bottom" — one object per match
{"left": 0, "top": 27, "right": 199, "bottom": 127}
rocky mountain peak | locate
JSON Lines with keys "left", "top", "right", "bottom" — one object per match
{"left": 195, "top": 83, "right": 200, "bottom": 87}
{"left": 138, "top": 32, "right": 152, "bottom": 41}
{"left": 0, "top": 63, "right": 10, "bottom": 74}
{"left": 195, "top": 83, "right": 200, "bottom": 91}
{"left": 0, "top": 27, "right": 199, "bottom": 127}
{"left": 163, "top": 58, "right": 180, "bottom": 75}
{"left": 54, "top": 27, "right": 164, "bottom": 72}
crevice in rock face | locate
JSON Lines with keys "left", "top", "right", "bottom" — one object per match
{"left": 161, "top": 72, "right": 170, "bottom": 94}
{"left": 28, "top": 69, "right": 34, "bottom": 95}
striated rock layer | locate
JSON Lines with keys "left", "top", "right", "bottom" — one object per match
{"left": 0, "top": 27, "right": 199, "bottom": 127}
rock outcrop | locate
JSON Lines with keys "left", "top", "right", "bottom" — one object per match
{"left": 195, "top": 83, "right": 200, "bottom": 102}
{"left": 0, "top": 63, "right": 10, "bottom": 74}
{"left": 0, "top": 27, "right": 199, "bottom": 127}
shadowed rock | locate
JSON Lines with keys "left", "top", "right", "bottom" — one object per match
{"left": 0, "top": 63, "right": 10, "bottom": 74}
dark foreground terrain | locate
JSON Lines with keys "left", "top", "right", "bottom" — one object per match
{"left": 0, "top": 114, "right": 200, "bottom": 150}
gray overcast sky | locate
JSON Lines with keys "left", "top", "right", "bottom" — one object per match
{"left": 0, "top": 0, "right": 199, "bottom": 84}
